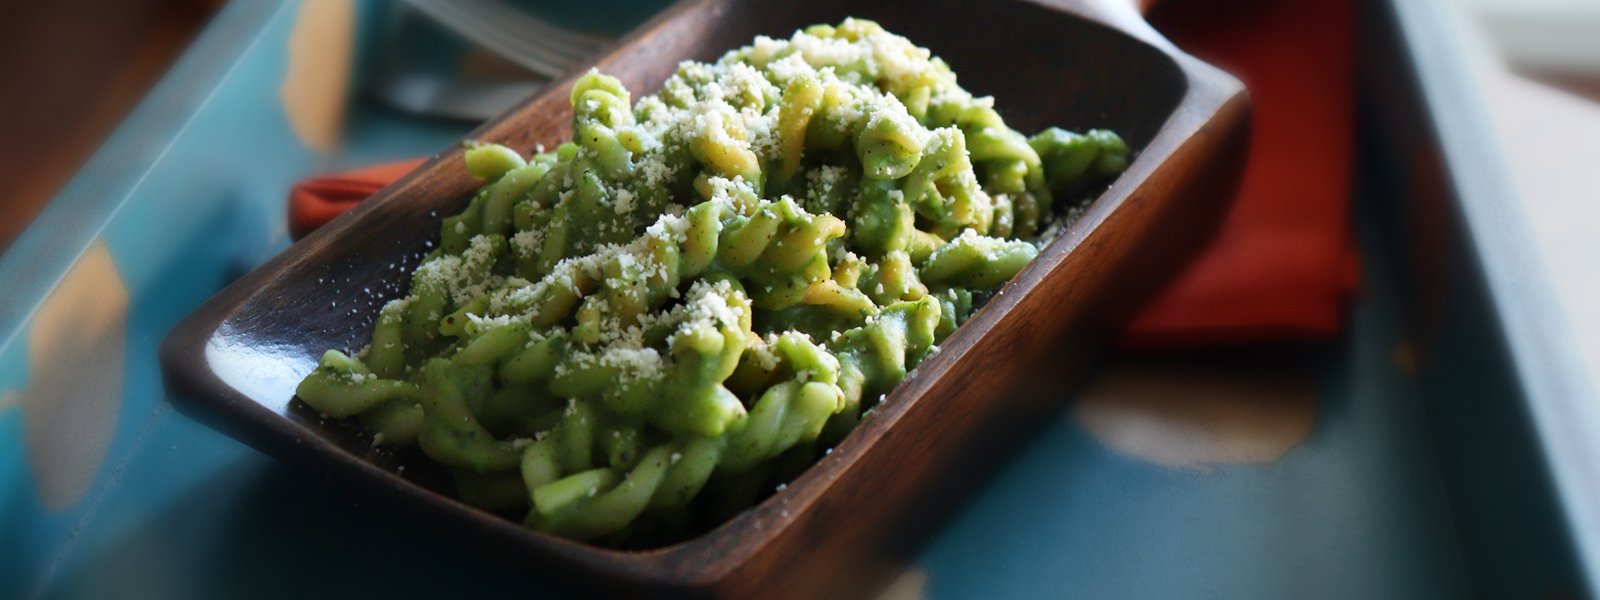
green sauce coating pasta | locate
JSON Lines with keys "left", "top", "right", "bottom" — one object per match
{"left": 295, "top": 18, "right": 1128, "bottom": 545}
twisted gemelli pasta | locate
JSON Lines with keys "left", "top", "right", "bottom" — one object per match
{"left": 296, "top": 18, "right": 1128, "bottom": 545}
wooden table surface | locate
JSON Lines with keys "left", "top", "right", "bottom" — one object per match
{"left": 0, "top": 0, "right": 220, "bottom": 251}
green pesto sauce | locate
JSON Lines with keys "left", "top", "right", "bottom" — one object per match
{"left": 296, "top": 18, "right": 1128, "bottom": 545}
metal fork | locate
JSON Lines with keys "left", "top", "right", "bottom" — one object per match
{"left": 399, "top": 0, "right": 609, "bottom": 79}
{"left": 375, "top": 0, "right": 611, "bottom": 120}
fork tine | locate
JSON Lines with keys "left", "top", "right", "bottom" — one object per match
{"left": 488, "top": 0, "right": 609, "bottom": 53}
{"left": 456, "top": 0, "right": 605, "bottom": 71}
{"left": 404, "top": 0, "right": 590, "bottom": 78}
{"left": 490, "top": 22, "right": 597, "bottom": 70}
{"left": 493, "top": 23, "right": 599, "bottom": 66}
{"left": 462, "top": 0, "right": 610, "bottom": 54}
{"left": 446, "top": 0, "right": 609, "bottom": 65}
{"left": 444, "top": 3, "right": 592, "bottom": 71}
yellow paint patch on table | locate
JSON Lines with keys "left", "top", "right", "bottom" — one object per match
{"left": 873, "top": 567, "right": 928, "bottom": 600}
{"left": 18, "top": 241, "right": 129, "bottom": 510}
{"left": 280, "top": 0, "right": 355, "bottom": 153}
{"left": 1074, "top": 358, "right": 1317, "bottom": 472}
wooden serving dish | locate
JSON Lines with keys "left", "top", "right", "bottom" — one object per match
{"left": 160, "top": 0, "right": 1247, "bottom": 597}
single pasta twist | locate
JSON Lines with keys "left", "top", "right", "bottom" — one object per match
{"left": 1029, "top": 127, "right": 1131, "bottom": 195}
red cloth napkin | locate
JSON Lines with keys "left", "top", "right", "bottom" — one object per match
{"left": 1126, "top": 0, "right": 1358, "bottom": 345}
{"left": 288, "top": 0, "right": 1357, "bottom": 346}
{"left": 288, "top": 158, "right": 426, "bottom": 240}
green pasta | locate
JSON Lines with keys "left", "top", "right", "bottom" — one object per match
{"left": 297, "top": 18, "right": 1128, "bottom": 545}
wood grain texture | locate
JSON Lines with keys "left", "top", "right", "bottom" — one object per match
{"left": 0, "top": 0, "right": 218, "bottom": 251}
{"left": 160, "top": 0, "right": 1248, "bottom": 597}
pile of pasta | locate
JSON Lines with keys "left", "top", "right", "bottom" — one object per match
{"left": 298, "top": 18, "right": 1128, "bottom": 543}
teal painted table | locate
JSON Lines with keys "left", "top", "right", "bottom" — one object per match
{"left": 0, "top": 1, "right": 1581, "bottom": 597}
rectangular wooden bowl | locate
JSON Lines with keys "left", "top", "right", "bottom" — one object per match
{"left": 160, "top": 0, "right": 1247, "bottom": 597}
